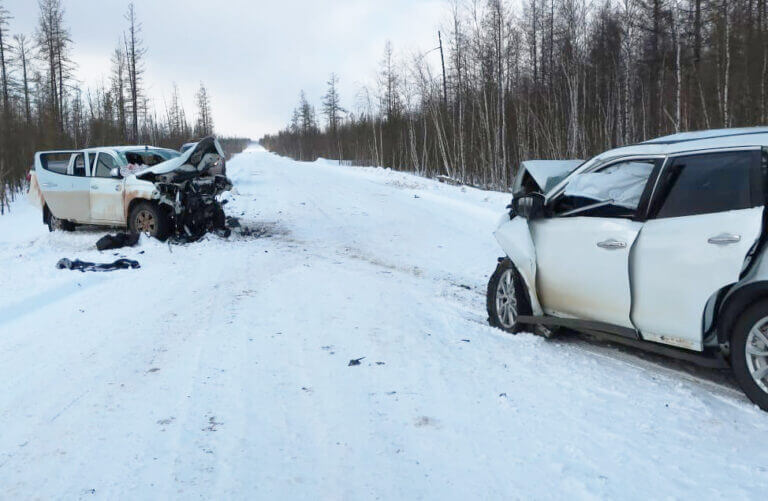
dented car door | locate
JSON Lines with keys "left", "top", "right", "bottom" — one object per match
{"left": 531, "top": 158, "right": 661, "bottom": 329}
{"left": 631, "top": 149, "right": 765, "bottom": 350}
{"left": 89, "top": 152, "right": 125, "bottom": 224}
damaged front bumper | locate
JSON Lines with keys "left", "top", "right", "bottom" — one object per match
{"left": 136, "top": 137, "right": 234, "bottom": 240}
{"left": 155, "top": 174, "right": 233, "bottom": 239}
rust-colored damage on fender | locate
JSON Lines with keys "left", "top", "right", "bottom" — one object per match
{"left": 28, "top": 173, "right": 45, "bottom": 209}
{"left": 123, "top": 188, "right": 154, "bottom": 222}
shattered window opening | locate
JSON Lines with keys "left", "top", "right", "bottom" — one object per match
{"left": 552, "top": 159, "right": 657, "bottom": 218}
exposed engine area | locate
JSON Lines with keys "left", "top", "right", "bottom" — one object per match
{"left": 156, "top": 174, "right": 232, "bottom": 240}
{"left": 137, "top": 137, "right": 233, "bottom": 241}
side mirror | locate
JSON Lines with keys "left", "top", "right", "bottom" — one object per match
{"left": 110, "top": 167, "right": 123, "bottom": 179}
{"left": 513, "top": 192, "right": 545, "bottom": 220}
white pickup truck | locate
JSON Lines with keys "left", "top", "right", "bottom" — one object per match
{"left": 29, "top": 137, "right": 230, "bottom": 240}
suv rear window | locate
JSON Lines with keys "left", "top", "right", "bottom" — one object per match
{"left": 651, "top": 150, "right": 762, "bottom": 219}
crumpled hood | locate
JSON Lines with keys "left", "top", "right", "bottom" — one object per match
{"left": 519, "top": 160, "right": 583, "bottom": 192}
{"left": 135, "top": 136, "right": 225, "bottom": 176}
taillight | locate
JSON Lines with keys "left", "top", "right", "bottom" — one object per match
{"left": 26, "top": 171, "right": 31, "bottom": 183}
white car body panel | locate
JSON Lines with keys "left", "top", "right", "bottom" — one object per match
{"left": 493, "top": 216, "right": 543, "bottom": 315}
{"left": 35, "top": 151, "right": 91, "bottom": 222}
{"left": 530, "top": 217, "right": 642, "bottom": 327}
{"left": 631, "top": 207, "right": 764, "bottom": 350}
{"left": 89, "top": 176, "right": 125, "bottom": 223}
{"left": 89, "top": 152, "right": 127, "bottom": 224}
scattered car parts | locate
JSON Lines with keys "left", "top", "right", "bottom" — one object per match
{"left": 96, "top": 232, "right": 140, "bottom": 251}
{"left": 56, "top": 258, "right": 140, "bottom": 272}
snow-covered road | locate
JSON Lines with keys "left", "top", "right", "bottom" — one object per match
{"left": 1, "top": 144, "right": 767, "bottom": 499}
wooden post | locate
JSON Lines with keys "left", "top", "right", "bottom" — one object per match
{"left": 439, "top": 31, "right": 448, "bottom": 108}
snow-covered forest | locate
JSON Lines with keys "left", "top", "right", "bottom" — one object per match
{"left": 262, "top": 0, "right": 766, "bottom": 188}
{"left": 0, "top": 0, "right": 248, "bottom": 212}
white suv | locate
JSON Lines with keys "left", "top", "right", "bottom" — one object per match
{"left": 487, "top": 127, "right": 768, "bottom": 411}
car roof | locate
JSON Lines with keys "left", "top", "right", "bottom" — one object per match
{"left": 597, "top": 127, "right": 768, "bottom": 161}
{"left": 544, "top": 127, "right": 768, "bottom": 200}
{"left": 80, "top": 145, "right": 176, "bottom": 154}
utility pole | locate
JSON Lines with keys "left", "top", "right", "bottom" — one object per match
{"left": 438, "top": 31, "right": 447, "bottom": 108}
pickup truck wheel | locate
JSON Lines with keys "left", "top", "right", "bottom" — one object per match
{"left": 487, "top": 260, "right": 529, "bottom": 334}
{"left": 129, "top": 201, "right": 170, "bottom": 241}
{"left": 46, "top": 208, "right": 76, "bottom": 232}
{"left": 730, "top": 299, "right": 768, "bottom": 411}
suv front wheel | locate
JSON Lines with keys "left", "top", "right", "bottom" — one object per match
{"left": 730, "top": 299, "right": 768, "bottom": 411}
{"left": 487, "top": 259, "right": 529, "bottom": 333}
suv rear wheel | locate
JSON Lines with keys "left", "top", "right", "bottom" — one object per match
{"left": 730, "top": 299, "right": 768, "bottom": 411}
{"left": 129, "top": 201, "right": 170, "bottom": 241}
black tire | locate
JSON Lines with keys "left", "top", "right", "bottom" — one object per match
{"left": 45, "top": 206, "right": 76, "bottom": 232}
{"left": 487, "top": 259, "right": 530, "bottom": 334}
{"left": 730, "top": 299, "right": 768, "bottom": 411}
{"left": 128, "top": 201, "right": 170, "bottom": 241}
{"left": 212, "top": 204, "right": 226, "bottom": 230}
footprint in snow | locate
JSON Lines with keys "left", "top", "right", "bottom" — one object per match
{"left": 414, "top": 416, "right": 440, "bottom": 428}
{"left": 203, "top": 416, "right": 223, "bottom": 432}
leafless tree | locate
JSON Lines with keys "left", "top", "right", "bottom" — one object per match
{"left": 195, "top": 82, "right": 214, "bottom": 137}
{"left": 124, "top": 2, "right": 145, "bottom": 142}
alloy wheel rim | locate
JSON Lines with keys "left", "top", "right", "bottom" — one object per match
{"left": 136, "top": 210, "right": 156, "bottom": 234}
{"left": 746, "top": 317, "right": 768, "bottom": 393}
{"left": 495, "top": 269, "right": 518, "bottom": 329}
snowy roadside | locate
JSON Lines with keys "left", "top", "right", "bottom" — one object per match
{"left": 1, "top": 144, "right": 767, "bottom": 499}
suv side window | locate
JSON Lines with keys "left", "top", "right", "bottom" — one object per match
{"left": 651, "top": 150, "right": 762, "bottom": 219}
{"left": 94, "top": 154, "right": 118, "bottom": 177}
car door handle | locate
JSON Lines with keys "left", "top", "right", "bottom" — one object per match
{"left": 597, "top": 239, "right": 627, "bottom": 250}
{"left": 708, "top": 233, "right": 741, "bottom": 245}
{"left": 41, "top": 182, "right": 57, "bottom": 188}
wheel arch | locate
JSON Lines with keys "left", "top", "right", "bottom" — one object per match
{"left": 126, "top": 196, "right": 171, "bottom": 225}
{"left": 42, "top": 203, "right": 51, "bottom": 224}
{"left": 716, "top": 281, "right": 768, "bottom": 345}
{"left": 498, "top": 257, "right": 534, "bottom": 317}
{"left": 126, "top": 197, "right": 150, "bottom": 222}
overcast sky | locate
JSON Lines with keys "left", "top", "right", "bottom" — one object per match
{"left": 3, "top": 0, "right": 447, "bottom": 139}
